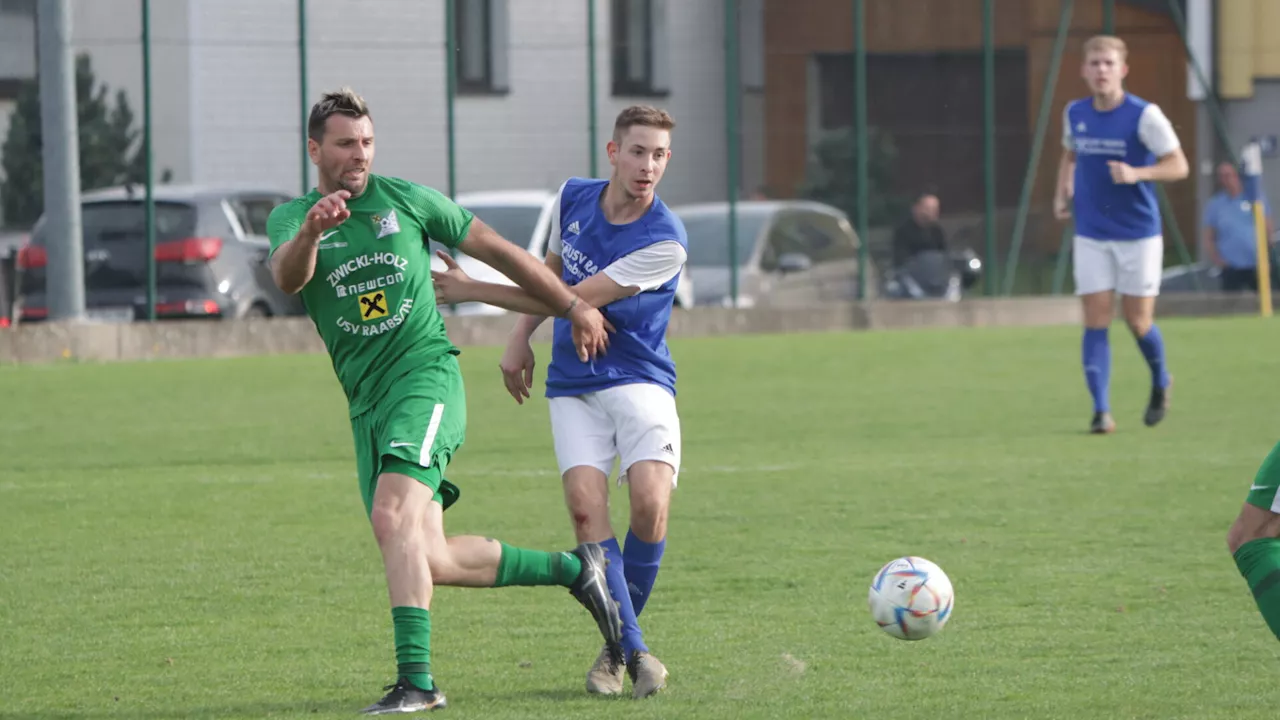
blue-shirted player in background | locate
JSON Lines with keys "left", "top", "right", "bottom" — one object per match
{"left": 431, "top": 105, "right": 685, "bottom": 699}
{"left": 1053, "top": 35, "right": 1190, "bottom": 434}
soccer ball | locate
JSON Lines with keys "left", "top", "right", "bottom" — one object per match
{"left": 867, "top": 556, "right": 955, "bottom": 641}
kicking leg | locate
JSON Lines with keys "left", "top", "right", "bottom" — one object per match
{"left": 1080, "top": 291, "right": 1115, "bottom": 433}
{"left": 1228, "top": 443, "right": 1280, "bottom": 641}
{"left": 1121, "top": 294, "right": 1172, "bottom": 426}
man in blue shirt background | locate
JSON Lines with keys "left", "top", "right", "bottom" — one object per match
{"left": 1053, "top": 34, "right": 1190, "bottom": 435}
{"left": 1203, "top": 160, "right": 1276, "bottom": 293}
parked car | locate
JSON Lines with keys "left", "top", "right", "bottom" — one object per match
{"left": 440, "top": 189, "right": 695, "bottom": 315}
{"left": 671, "top": 199, "right": 870, "bottom": 308}
{"left": 0, "top": 231, "right": 25, "bottom": 326}
{"left": 16, "top": 184, "right": 304, "bottom": 323}
{"left": 1160, "top": 259, "right": 1280, "bottom": 293}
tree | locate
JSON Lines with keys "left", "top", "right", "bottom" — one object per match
{"left": 0, "top": 53, "right": 171, "bottom": 229}
{"left": 795, "top": 125, "right": 908, "bottom": 230}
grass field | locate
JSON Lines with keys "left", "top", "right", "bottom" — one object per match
{"left": 2, "top": 316, "right": 1279, "bottom": 719}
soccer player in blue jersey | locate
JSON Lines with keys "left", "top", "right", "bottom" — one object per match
{"left": 431, "top": 106, "right": 684, "bottom": 698}
{"left": 1053, "top": 35, "right": 1189, "bottom": 434}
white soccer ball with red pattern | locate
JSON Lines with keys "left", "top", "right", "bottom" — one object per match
{"left": 868, "top": 556, "right": 955, "bottom": 641}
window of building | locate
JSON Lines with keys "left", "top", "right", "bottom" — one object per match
{"left": 612, "top": 0, "right": 669, "bottom": 97}
{"left": 455, "top": 0, "right": 509, "bottom": 95}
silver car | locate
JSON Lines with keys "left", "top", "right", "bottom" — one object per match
{"left": 672, "top": 200, "right": 870, "bottom": 308}
{"left": 436, "top": 189, "right": 694, "bottom": 315}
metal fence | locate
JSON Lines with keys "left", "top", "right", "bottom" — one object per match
{"left": 3, "top": 0, "right": 1266, "bottom": 317}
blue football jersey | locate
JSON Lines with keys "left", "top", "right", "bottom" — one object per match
{"left": 1064, "top": 93, "right": 1178, "bottom": 241}
{"left": 545, "top": 177, "right": 687, "bottom": 398}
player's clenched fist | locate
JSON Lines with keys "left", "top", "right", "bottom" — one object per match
{"left": 304, "top": 190, "right": 352, "bottom": 236}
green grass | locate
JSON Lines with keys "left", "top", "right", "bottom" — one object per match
{"left": 2, "top": 316, "right": 1278, "bottom": 719}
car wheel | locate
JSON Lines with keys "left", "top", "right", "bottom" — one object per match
{"left": 243, "top": 303, "right": 271, "bottom": 319}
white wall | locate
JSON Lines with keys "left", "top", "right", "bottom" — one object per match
{"left": 189, "top": 0, "right": 306, "bottom": 192}
{"left": 6, "top": 0, "right": 744, "bottom": 207}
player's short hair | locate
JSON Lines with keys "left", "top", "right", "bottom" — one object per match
{"left": 308, "top": 87, "right": 371, "bottom": 142}
{"left": 1083, "top": 35, "right": 1128, "bottom": 61}
{"left": 612, "top": 105, "right": 676, "bottom": 143}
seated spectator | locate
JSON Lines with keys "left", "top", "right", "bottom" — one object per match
{"left": 892, "top": 190, "right": 947, "bottom": 269}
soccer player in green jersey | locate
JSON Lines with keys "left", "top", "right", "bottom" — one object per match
{"left": 1229, "top": 443, "right": 1280, "bottom": 644}
{"left": 266, "top": 87, "right": 624, "bottom": 714}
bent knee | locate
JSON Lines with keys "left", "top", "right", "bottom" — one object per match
{"left": 563, "top": 478, "right": 614, "bottom": 542}
{"left": 627, "top": 468, "right": 673, "bottom": 541}
{"left": 1126, "top": 317, "right": 1152, "bottom": 337}
{"left": 629, "top": 505, "right": 668, "bottom": 542}
{"left": 369, "top": 504, "right": 408, "bottom": 548}
{"left": 1228, "top": 503, "right": 1280, "bottom": 555}
{"left": 1229, "top": 517, "right": 1272, "bottom": 555}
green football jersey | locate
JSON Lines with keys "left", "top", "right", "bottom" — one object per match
{"left": 266, "top": 174, "right": 474, "bottom": 417}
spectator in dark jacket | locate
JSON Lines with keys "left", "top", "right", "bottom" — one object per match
{"left": 892, "top": 191, "right": 947, "bottom": 269}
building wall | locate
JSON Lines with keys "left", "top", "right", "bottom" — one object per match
{"left": 50, "top": 0, "right": 735, "bottom": 206}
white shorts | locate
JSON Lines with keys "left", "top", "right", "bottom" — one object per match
{"left": 547, "top": 382, "right": 681, "bottom": 487}
{"left": 1073, "top": 235, "right": 1164, "bottom": 297}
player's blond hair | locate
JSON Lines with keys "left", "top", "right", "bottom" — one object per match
{"left": 1083, "top": 35, "right": 1128, "bottom": 62}
{"left": 308, "top": 87, "right": 371, "bottom": 142}
{"left": 612, "top": 105, "right": 676, "bottom": 142}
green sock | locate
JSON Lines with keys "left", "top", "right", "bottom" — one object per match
{"left": 493, "top": 543, "right": 583, "bottom": 588}
{"left": 391, "top": 606, "right": 433, "bottom": 691}
{"left": 1233, "top": 537, "right": 1280, "bottom": 641}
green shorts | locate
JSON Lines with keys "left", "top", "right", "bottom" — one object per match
{"left": 1245, "top": 441, "right": 1280, "bottom": 513}
{"left": 351, "top": 353, "right": 467, "bottom": 516}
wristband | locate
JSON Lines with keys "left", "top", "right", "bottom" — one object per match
{"left": 562, "top": 296, "right": 579, "bottom": 317}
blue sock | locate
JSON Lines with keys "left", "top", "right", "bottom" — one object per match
{"left": 1082, "top": 327, "right": 1111, "bottom": 413}
{"left": 622, "top": 529, "right": 665, "bottom": 618}
{"left": 600, "top": 537, "right": 646, "bottom": 657}
{"left": 1135, "top": 324, "right": 1170, "bottom": 389}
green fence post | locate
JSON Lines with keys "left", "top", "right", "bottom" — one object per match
{"left": 298, "top": 0, "right": 309, "bottom": 194}
{"left": 445, "top": 0, "right": 458, "bottom": 199}
{"left": 1003, "top": 0, "right": 1074, "bottom": 296}
{"left": 854, "top": 0, "right": 869, "bottom": 300}
{"left": 1166, "top": 0, "right": 1236, "bottom": 164}
{"left": 724, "top": 0, "right": 740, "bottom": 305}
{"left": 142, "top": 0, "right": 156, "bottom": 321}
{"left": 983, "top": 0, "right": 997, "bottom": 295}
{"left": 588, "top": 0, "right": 598, "bottom": 177}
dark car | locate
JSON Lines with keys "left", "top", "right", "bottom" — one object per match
{"left": 16, "top": 184, "right": 304, "bottom": 322}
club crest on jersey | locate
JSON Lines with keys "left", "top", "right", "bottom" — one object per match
{"left": 371, "top": 210, "right": 401, "bottom": 240}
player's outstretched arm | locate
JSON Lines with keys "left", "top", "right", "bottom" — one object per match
{"left": 433, "top": 251, "right": 640, "bottom": 315}
{"left": 269, "top": 190, "right": 351, "bottom": 294}
{"left": 498, "top": 254, "right": 560, "bottom": 405}
{"left": 455, "top": 220, "right": 584, "bottom": 312}
{"left": 455, "top": 220, "right": 610, "bottom": 361}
